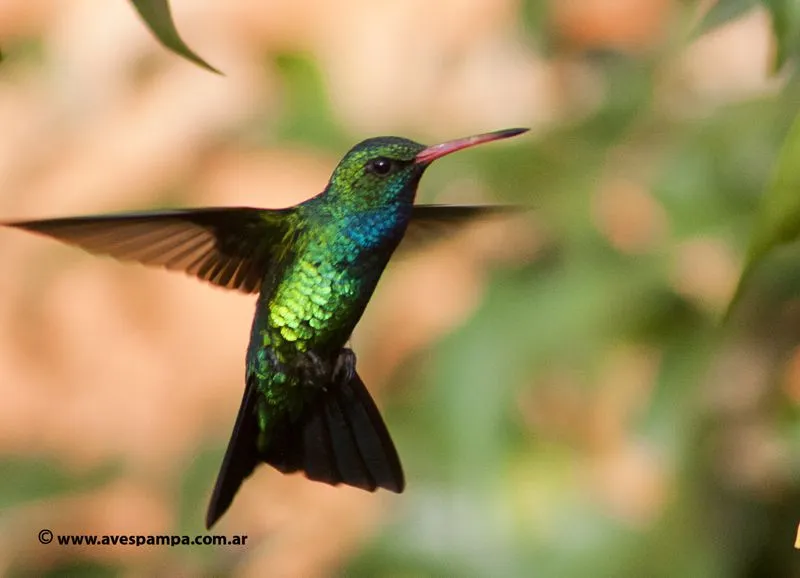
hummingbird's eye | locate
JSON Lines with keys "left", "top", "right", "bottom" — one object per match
{"left": 366, "top": 157, "right": 394, "bottom": 176}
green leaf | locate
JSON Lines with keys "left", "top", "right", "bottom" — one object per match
{"left": 128, "top": 0, "right": 221, "bottom": 74}
{"left": 696, "top": 0, "right": 758, "bottom": 36}
{"left": 763, "top": 0, "right": 800, "bottom": 71}
{"left": 725, "top": 108, "right": 800, "bottom": 319}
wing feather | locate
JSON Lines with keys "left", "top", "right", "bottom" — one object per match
{"left": 402, "top": 204, "right": 520, "bottom": 252}
{"left": 6, "top": 207, "right": 296, "bottom": 293}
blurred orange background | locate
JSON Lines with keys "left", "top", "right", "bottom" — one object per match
{"left": 0, "top": 1, "right": 797, "bottom": 577}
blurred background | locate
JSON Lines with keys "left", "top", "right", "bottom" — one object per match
{"left": 0, "top": 0, "right": 798, "bottom": 576}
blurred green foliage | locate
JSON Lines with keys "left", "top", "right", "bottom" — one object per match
{"left": 0, "top": 458, "right": 120, "bottom": 511}
{"left": 728, "top": 101, "right": 800, "bottom": 316}
{"left": 698, "top": 0, "right": 760, "bottom": 36}
{"left": 700, "top": 0, "right": 800, "bottom": 73}
{"left": 764, "top": 0, "right": 800, "bottom": 71}
{"left": 271, "top": 53, "right": 352, "bottom": 152}
{"left": 347, "top": 7, "right": 800, "bottom": 578}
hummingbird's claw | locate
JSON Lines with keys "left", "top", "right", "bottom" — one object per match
{"left": 267, "top": 348, "right": 356, "bottom": 391}
{"left": 333, "top": 348, "right": 357, "bottom": 385}
{"left": 297, "top": 351, "right": 329, "bottom": 387}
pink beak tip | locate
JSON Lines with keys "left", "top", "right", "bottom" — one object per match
{"left": 415, "top": 127, "right": 529, "bottom": 165}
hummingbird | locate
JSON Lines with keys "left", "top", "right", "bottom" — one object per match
{"left": 5, "top": 127, "right": 527, "bottom": 528}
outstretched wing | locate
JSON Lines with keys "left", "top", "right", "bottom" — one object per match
{"left": 6, "top": 207, "right": 296, "bottom": 294}
{"left": 401, "top": 204, "right": 520, "bottom": 252}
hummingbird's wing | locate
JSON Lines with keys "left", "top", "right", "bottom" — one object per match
{"left": 401, "top": 204, "right": 519, "bottom": 252}
{"left": 6, "top": 207, "right": 295, "bottom": 293}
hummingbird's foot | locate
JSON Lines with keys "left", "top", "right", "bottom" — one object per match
{"left": 333, "top": 348, "right": 357, "bottom": 385}
{"left": 296, "top": 350, "right": 330, "bottom": 387}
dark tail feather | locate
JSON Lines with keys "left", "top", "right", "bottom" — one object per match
{"left": 205, "top": 376, "right": 262, "bottom": 529}
{"left": 205, "top": 372, "right": 404, "bottom": 529}
{"left": 264, "top": 372, "right": 405, "bottom": 494}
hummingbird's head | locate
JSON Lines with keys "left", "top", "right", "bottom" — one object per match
{"left": 327, "top": 128, "right": 528, "bottom": 209}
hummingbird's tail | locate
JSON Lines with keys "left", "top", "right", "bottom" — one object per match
{"left": 205, "top": 372, "right": 404, "bottom": 529}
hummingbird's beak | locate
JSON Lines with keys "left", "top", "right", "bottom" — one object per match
{"left": 414, "top": 127, "right": 529, "bottom": 165}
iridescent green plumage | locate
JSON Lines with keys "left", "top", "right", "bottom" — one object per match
{"left": 5, "top": 128, "right": 528, "bottom": 528}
